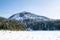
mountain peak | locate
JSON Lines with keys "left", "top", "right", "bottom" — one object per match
{"left": 9, "top": 11, "right": 50, "bottom": 21}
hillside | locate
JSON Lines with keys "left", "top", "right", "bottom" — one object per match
{"left": 20, "top": 18, "right": 60, "bottom": 30}
{"left": 0, "top": 17, "right": 25, "bottom": 30}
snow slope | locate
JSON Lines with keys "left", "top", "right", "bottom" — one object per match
{"left": 0, "top": 30, "right": 60, "bottom": 40}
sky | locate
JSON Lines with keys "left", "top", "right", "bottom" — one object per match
{"left": 0, "top": 0, "right": 60, "bottom": 19}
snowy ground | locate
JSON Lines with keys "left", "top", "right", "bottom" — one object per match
{"left": 0, "top": 30, "right": 60, "bottom": 40}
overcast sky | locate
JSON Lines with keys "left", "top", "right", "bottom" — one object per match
{"left": 0, "top": 0, "right": 60, "bottom": 19}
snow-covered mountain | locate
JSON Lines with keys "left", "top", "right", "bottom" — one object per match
{"left": 9, "top": 11, "right": 50, "bottom": 31}
{"left": 9, "top": 11, "right": 50, "bottom": 21}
